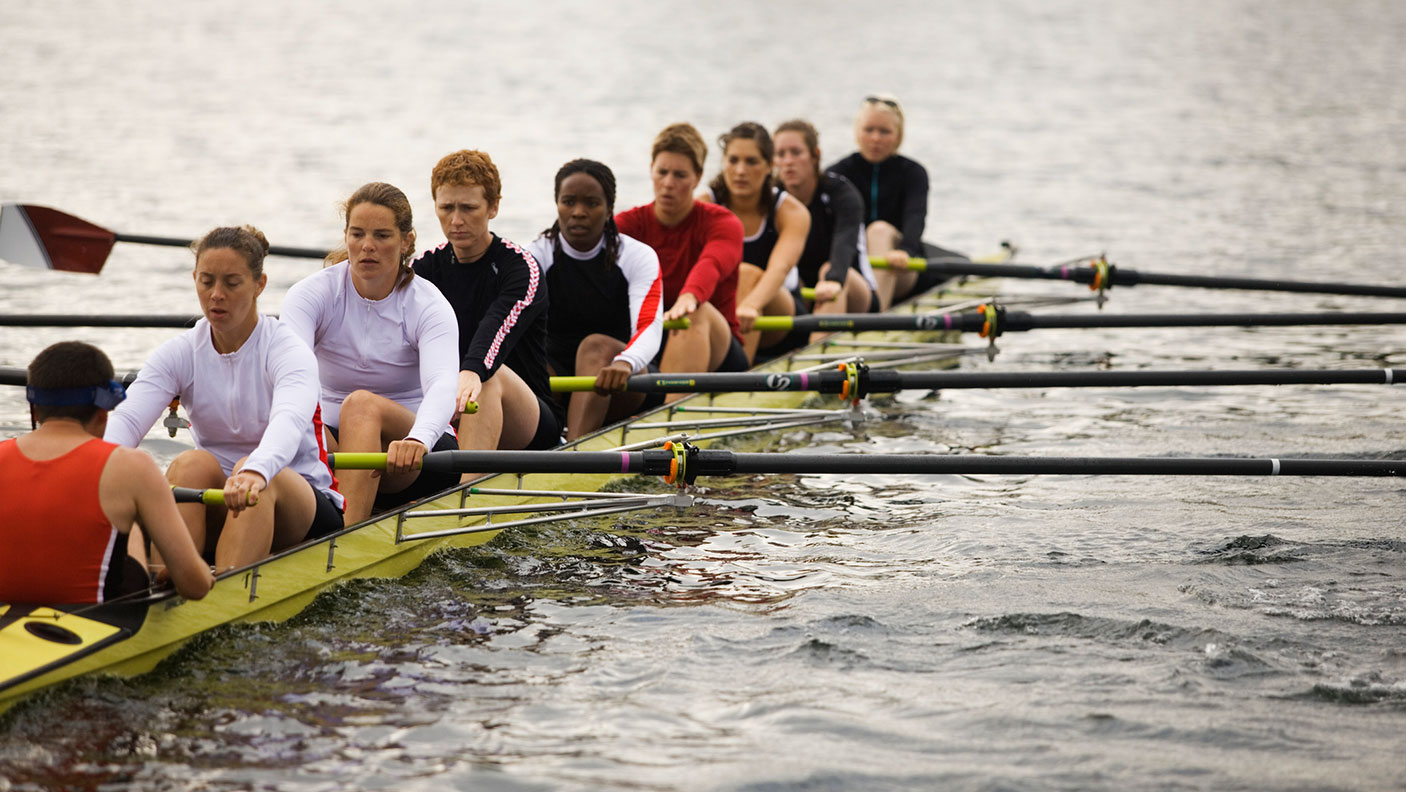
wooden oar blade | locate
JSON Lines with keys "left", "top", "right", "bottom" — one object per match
{"left": 0, "top": 204, "right": 114, "bottom": 274}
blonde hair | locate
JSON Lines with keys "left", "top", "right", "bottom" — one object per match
{"left": 858, "top": 94, "right": 905, "bottom": 148}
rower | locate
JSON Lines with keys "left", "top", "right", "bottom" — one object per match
{"left": 616, "top": 122, "right": 750, "bottom": 396}
{"left": 413, "top": 150, "right": 564, "bottom": 467}
{"left": 827, "top": 94, "right": 969, "bottom": 309}
{"left": 525, "top": 159, "right": 665, "bottom": 440}
{"left": 700, "top": 122, "right": 811, "bottom": 363}
{"left": 772, "top": 118, "right": 879, "bottom": 337}
{"left": 0, "top": 341, "right": 213, "bottom": 603}
{"left": 280, "top": 183, "right": 462, "bottom": 526}
{"left": 106, "top": 226, "right": 345, "bottom": 568}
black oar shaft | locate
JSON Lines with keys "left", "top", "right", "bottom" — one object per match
{"left": 1114, "top": 269, "right": 1406, "bottom": 298}
{"left": 771, "top": 310, "right": 1406, "bottom": 334}
{"left": 0, "top": 366, "right": 139, "bottom": 387}
{"left": 0, "top": 314, "right": 200, "bottom": 328}
{"left": 585, "top": 368, "right": 1403, "bottom": 395}
{"left": 915, "top": 259, "right": 1406, "bottom": 299}
{"left": 326, "top": 449, "right": 1406, "bottom": 479}
{"left": 113, "top": 233, "right": 327, "bottom": 260}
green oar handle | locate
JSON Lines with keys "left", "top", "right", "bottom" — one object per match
{"left": 663, "top": 318, "right": 690, "bottom": 330}
{"left": 552, "top": 376, "right": 604, "bottom": 392}
{"left": 463, "top": 401, "right": 479, "bottom": 415}
{"left": 172, "top": 487, "right": 224, "bottom": 506}
{"left": 869, "top": 257, "right": 930, "bottom": 271}
{"left": 329, "top": 453, "right": 394, "bottom": 470}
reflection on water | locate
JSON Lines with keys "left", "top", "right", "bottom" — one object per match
{"left": 4, "top": 0, "right": 1406, "bottom": 790}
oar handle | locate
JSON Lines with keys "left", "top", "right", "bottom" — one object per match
{"left": 551, "top": 376, "right": 602, "bottom": 393}
{"left": 463, "top": 401, "right": 479, "bottom": 415}
{"left": 328, "top": 453, "right": 394, "bottom": 470}
{"left": 663, "top": 318, "right": 690, "bottom": 330}
{"left": 172, "top": 486, "right": 224, "bottom": 506}
{"left": 869, "top": 256, "right": 930, "bottom": 271}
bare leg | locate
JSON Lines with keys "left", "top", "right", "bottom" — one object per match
{"left": 736, "top": 262, "right": 799, "bottom": 361}
{"left": 335, "top": 390, "right": 421, "bottom": 526}
{"left": 659, "top": 301, "right": 735, "bottom": 403}
{"left": 867, "top": 221, "right": 918, "bottom": 311}
{"left": 164, "top": 449, "right": 226, "bottom": 561}
{"left": 212, "top": 460, "right": 318, "bottom": 571}
{"left": 567, "top": 334, "right": 645, "bottom": 441}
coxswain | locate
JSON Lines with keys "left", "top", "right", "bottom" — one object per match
{"left": 827, "top": 94, "right": 968, "bottom": 309}
{"left": 616, "top": 122, "right": 750, "bottom": 396}
{"left": 106, "top": 226, "right": 344, "bottom": 568}
{"left": 280, "top": 183, "right": 461, "bottom": 526}
{"left": 700, "top": 122, "right": 811, "bottom": 363}
{"left": 772, "top": 118, "right": 879, "bottom": 338}
{"left": 525, "top": 159, "right": 665, "bottom": 440}
{"left": 413, "top": 150, "right": 564, "bottom": 463}
{"left": 0, "top": 342, "right": 213, "bottom": 603}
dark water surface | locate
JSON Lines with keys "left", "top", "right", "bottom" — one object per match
{"left": 2, "top": 1, "right": 1405, "bottom": 789}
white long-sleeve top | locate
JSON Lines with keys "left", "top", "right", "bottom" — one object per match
{"left": 105, "top": 315, "right": 341, "bottom": 507}
{"left": 279, "top": 263, "right": 459, "bottom": 448}
{"left": 525, "top": 233, "right": 664, "bottom": 373}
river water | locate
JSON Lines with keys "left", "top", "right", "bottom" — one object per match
{"left": 2, "top": 1, "right": 1405, "bottom": 789}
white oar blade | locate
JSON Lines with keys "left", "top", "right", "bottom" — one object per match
{"left": 0, "top": 204, "right": 113, "bottom": 274}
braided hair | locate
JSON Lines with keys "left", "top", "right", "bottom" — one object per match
{"left": 542, "top": 158, "right": 620, "bottom": 271}
{"left": 708, "top": 121, "right": 777, "bottom": 222}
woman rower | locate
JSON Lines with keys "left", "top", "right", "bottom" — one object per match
{"left": 413, "top": 150, "right": 564, "bottom": 458}
{"left": 616, "top": 122, "right": 749, "bottom": 393}
{"left": 525, "top": 159, "right": 665, "bottom": 440}
{"left": 105, "top": 226, "right": 344, "bottom": 570}
{"left": 279, "top": 183, "right": 460, "bottom": 526}
{"left": 700, "top": 122, "right": 811, "bottom": 363}
{"left": 772, "top": 118, "right": 878, "bottom": 335}
{"left": 828, "top": 94, "right": 966, "bottom": 310}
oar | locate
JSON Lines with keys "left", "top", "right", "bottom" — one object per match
{"left": 552, "top": 367, "right": 1404, "bottom": 396}
{"left": 0, "top": 313, "right": 696, "bottom": 330}
{"left": 0, "top": 204, "right": 329, "bottom": 275}
{"left": 328, "top": 448, "right": 1406, "bottom": 484}
{"left": 867, "top": 254, "right": 1406, "bottom": 300}
{"left": 748, "top": 309, "right": 1406, "bottom": 335}
{"left": 0, "top": 366, "right": 141, "bottom": 387}
{"left": 172, "top": 487, "right": 225, "bottom": 506}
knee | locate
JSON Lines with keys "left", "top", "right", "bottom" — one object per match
{"left": 167, "top": 449, "right": 223, "bottom": 485}
{"left": 738, "top": 262, "right": 764, "bottom": 291}
{"left": 339, "top": 389, "right": 380, "bottom": 421}
{"left": 575, "top": 334, "right": 621, "bottom": 372}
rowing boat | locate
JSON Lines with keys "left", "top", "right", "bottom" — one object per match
{"left": 0, "top": 262, "right": 1005, "bottom": 714}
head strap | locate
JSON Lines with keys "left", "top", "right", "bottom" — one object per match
{"left": 26, "top": 380, "right": 127, "bottom": 410}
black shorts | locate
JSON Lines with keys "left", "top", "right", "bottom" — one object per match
{"left": 526, "top": 395, "right": 565, "bottom": 450}
{"left": 306, "top": 486, "right": 345, "bottom": 540}
{"left": 717, "top": 335, "right": 750, "bottom": 372}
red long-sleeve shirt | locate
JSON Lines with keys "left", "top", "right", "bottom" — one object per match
{"left": 615, "top": 202, "right": 743, "bottom": 340}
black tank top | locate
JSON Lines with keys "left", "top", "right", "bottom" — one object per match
{"left": 544, "top": 237, "right": 632, "bottom": 372}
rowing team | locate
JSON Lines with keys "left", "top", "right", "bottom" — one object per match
{"left": 1, "top": 97, "right": 970, "bottom": 606}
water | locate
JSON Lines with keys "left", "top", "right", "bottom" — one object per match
{"left": 3, "top": 1, "right": 1406, "bottom": 789}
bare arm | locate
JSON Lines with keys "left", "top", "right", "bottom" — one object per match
{"left": 740, "top": 195, "right": 809, "bottom": 314}
{"left": 104, "top": 447, "right": 214, "bottom": 599}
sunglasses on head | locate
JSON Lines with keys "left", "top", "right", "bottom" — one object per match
{"left": 864, "top": 96, "right": 900, "bottom": 110}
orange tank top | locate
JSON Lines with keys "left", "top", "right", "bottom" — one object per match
{"left": 0, "top": 437, "right": 126, "bottom": 604}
